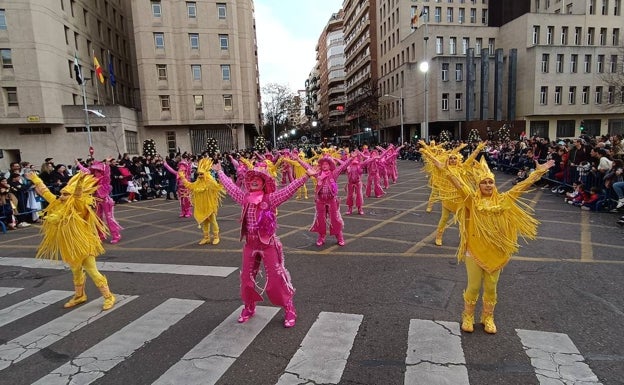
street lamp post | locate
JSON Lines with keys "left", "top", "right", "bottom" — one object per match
{"left": 383, "top": 89, "right": 404, "bottom": 144}
{"left": 419, "top": 60, "right": 429, "bottom": 142}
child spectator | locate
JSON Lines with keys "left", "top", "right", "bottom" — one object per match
{"left": 581, "top": 187, "right": 601, "bottom": 211}
{"left": 566, "top": 183, "right": 587, "bottom": 206}
{"left": 513, "top": 167, "right": 529, "bottom": 185}
{"left": 140, "top": 181, "right": 157, "bottom": 200}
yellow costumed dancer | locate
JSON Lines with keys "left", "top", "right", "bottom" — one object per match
{"left": 422, "top": 141, "right": 450, "bottom": 213}
{"left": 25, "top": 170, "right": 116, "bottom": 310}
{"left": 178, "top": 158, "right": 225, "bottom": 245}
{"left": 432, "top": 156, "right": 554, "bottom": 334}
{"left": 420, "top": 141, "right": 485, "bottom": 246}
{"left": 283, "top": 150, "right": 311, "bottom": 199}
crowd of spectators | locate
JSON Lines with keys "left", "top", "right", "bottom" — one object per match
{"left": 2, "top": 134, "right": 623, "bottom": 231}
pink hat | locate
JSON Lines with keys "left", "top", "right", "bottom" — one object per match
{"left": 245, "top": 167, "right": 276, "bottom": 193}
{"left": 317, "top": 155, "right": 336, "bottom": 171}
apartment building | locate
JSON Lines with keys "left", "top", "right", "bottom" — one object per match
{"left": 0, "top": 0, "right": 261, "bottom": 170}
{"left": 376, "top": 0, "right": 624, "bottom": 142}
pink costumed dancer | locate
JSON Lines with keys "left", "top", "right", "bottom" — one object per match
{"left": 345, "top": 153, "right": 365, "bottom": 215}
{"left": 363, "top": 150, "right": 385, "bottom": 198}
{"left": 299, "top": 154, "right": 353, "bottom": 246}
{"left": 163, "top": 157, "right": 193, "bottom": 218}
{"left": 214, "top": 162, "right": 316, "bottom": 328}
{"left": 228, "top": 154, "right": 249, "bottom": 190}
{"left": 76, "top": 159, "right": 123, "bottom": 244}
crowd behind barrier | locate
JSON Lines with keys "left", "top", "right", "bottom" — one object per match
{"left": 2, "top": 133, "right": 623, "bottom": 233}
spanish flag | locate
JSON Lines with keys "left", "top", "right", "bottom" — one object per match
{"left": 94, "top": 55, "right": 105, "bottom": 84}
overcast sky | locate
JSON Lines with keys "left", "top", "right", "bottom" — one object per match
{"left": 254, "top": 0, "right": 344, "bottom": 93}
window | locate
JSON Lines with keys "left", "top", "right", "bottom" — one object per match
{"left": 436, "top": 36, "right": 443, "bottom": 54}
{"left": 159, "top": 95, "right": 170, "bottom": 111}
{"left": 462, "top": 37, "right": 469, "bottom": 54}
{"left": 602, "top": 0, "right": 608, "bottom": 14}
{"left": 556, "top": 54, "right": 563, "bottom": 73}
{"left": 533, "top": 26, "right": 540, "bottom": 44}
{"left": 458, "top": 8, "right": 465, "bottom": 23}
{"left": 613, "top": 28, "right": 620, "bottom": 45}
{"left": 597, "top": 55, "right": 604, "bottom": 73}
{"left": 441, "top": 63, "right": 449, "bottom": 81}
{"left": 154, "top": 32, "right": 165, "bottom": 49}
{"left": 555, "top": 86, "right": 562, "bottom": 105}
{"left": 481, "top": 9, "right": 487, "bottom": 24}
{"left": 610, "top": 55, "right": 618, "bottom": 72}
{"left": 561, "top": 26, "right": 568, "bottom": 45}
{"left": 470, "top": 8, "right": 476, "bottom": 23}
{"left": 442, "top": 93, "right": 449, "bottom": 110}
{"left": 219, "top": 34, "right": 229, "bottom": 50}
{"left": 4, "top": 87, "right": 17, "bottom": 106}
{"left": 223, "top": 94, "right": 233, "bottom": 110}
{"left": 581, "top": 86, "right": 589, "bottom": 104}
{"left": 449, "top": 37, "right": 456, "bottom": 54}
{"left": 540, "top": 86, "right": 548, "bottom": 105}
{"left": 547, "top": 26, "right": 554, "bottom": 44}
{"left": 608, "top": 86, "right": 615, "bottom": 104}
{"left": 189, "top": 33, "right": 199, "bottom": 49}
{"left": 589, "top": 0, "right": 596, "bottom": 14}
{"left": 587, "top": 27, "right": 594, "bottom": 45}
{"left": 151, "top": 1, "right": 161, "bottom": 17}
{"left": 191, "top": 64, "right": 201, "bottom": 81}
{"left": 434, "top": 7, "right": 441, "bottom": 22}
{"left": 0, "top": 49, "right": 12, "bottom": 68}
{"left": 447, "top": 8, "right": 453, "bottom": 22}
{"left": 194, "top": 95, "right": 203, "bottom": 110}
{"left": 166, "top": 131, "right": 177, "bottom": 154}
{"left": 187, "top": 2, "right": 196, "bottom": 18}
{"left": 217, "top": 3, "right": 227, "bottom": 19}
{"left": 570, "top": 54, "right": 577, "bottom": 73}
{"left": 456, "top": 63, "right": 463, "bottom": 80}
{"left": 488, "top": 38, "right": 495, "bottom": 55}
{"left": 541, "top": 54, "right": 549, "bottom": 73}
{"left": 157, "top": 64, "right": 167, "bottom": 80}
{"left": 455, "top": 93, "right": 462, "bottom": 110}
{"left": 584, "top": 54, "right": 592, "bottom": 72}
{"left": 574, "top": 27, "right": 581, "bottom": 45}
{"left": 475, "top": 38, "right": 482, "bottom": 54}
{"left": 221, "top": 64, "right": 230, "bottom": 80}
{"left": 600, "top": 28, "right": 607, "bottom": 45}
{"left": 595, "top": 86, "right": 603, "bottom": 104}
{"left": 568, "top": 86, "right": 576, "bottom": 104}
{"left": 556, "top": 120, "right": 575, "bottom": 137}
{"left": 125, "top": 131, "right": 138, "bottom": 154}
{"left": 616, "top": 0, "right": 621, "bottom": 15}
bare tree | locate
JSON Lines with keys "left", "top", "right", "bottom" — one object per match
{"left": 261, "top": 83, "right": 298, "bottom": 145}
{"left": 599, "top": 45, "right": 624, "bottom": 111}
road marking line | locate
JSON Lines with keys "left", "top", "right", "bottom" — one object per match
{"left": 405, "top": 319, "right": 469, "bottom": 385}
{"left": 276, "top": 311, "right": 363, "bottom": 385}
{"left": 153, "top": 305, "right": 279, "bottom": 385}
{"left": 516, "top": 329, "right": 603, "bottom": 385}
{"left": 580, "top": 210, "right": 593, "bottom": 261}
{"left": 0, "top": 295, "right": 136, "bottom": 371}
{"left": 0, "top": 290, "right": 72, "bottom": 327}
{"left": 0, "top": 257, "right": 237, "bottom": 277}
{"left": 0, "top": 287, "right": 22, "bottom": 298}
{"left": 33, "top": 298, "right": 203, "bottom": 385}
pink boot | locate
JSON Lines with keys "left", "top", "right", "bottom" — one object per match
{"left": 283, "top": 302, "right": 297, "bottom": 328}
{"left": 337, "top": 233, "right": 345, "bottom": 246}
{"left": 316, "top": 235, "right": 325, "bottom": 246}
{"left": 237, "top": 303, "right": 256, "bottom": 323}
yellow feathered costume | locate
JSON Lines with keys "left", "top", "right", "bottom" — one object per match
{"left": 31, "top": 172, "right": 108, "bottom": 268}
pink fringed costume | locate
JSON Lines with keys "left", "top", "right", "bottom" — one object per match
{"left": 363, "top": 150, "right": 385, "bottom": 198}
{"left": 163, "top": 159, "right": 193, "bottom": 217}
{"left": 345, "top": 154, "right": 365, "bottom": 215}
{"left": 216, "top": 165, "right": 311, "bottom": 328}
{"left": 77, "top": 160, "right": 123, "bottom": 244}
{"left": 300, "top": 155, "right": 353, "bottom": 246}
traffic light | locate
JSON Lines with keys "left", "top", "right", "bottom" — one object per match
{"left": 579, "top": 120, "right": 585, "bottom": 131}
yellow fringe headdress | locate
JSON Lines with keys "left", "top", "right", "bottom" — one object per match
{"left": 187, "top": 158, "right": 225, "bottom": 225}
{"left": 36, "top": 172, "right": 108, "bottom": 268}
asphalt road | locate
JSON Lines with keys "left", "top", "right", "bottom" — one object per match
{"left": 0, "top": 160, "right": 623, "bottom": 385}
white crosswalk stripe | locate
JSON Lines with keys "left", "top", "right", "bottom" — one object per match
{"left": 405, "top": 319, "right": 470, "bottom": 385}
{"left": 0, "top": 288, "right": 609, "bottom": 384}
{"left": 0, "top": 290, "right": 72, "bottom": 328}
{"left": 516, "top": 329, "right": 603, "bottom": 385}
{"left": 33, "top": 298, "right": 203, "bottom": 385}
{"left": 0, "top": 257, "right": 238, "bottom": 277}
{"left": 0, "top": 295, "right": 136, "bottom": 371}
{"left": 153, "top": 305, "right": 280, "bottom": 385}
{"left": 0, "top": 287, "right": 22, "bottom": 298}
{"left": 276, "top": 312, "right": 363, "bottom": 385}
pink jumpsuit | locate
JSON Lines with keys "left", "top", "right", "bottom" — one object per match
{"left": 217, "top": 171, "right": 308, "bottom": 311}
{"left": 345, "top": 158, "right": 364, "bottom": 215}
{"left": 163, "top": 160, "right": 192, "bottom": 217}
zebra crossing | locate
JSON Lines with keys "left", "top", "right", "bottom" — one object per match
{"left": 0, "top": 286, "right": 604, "bottom": 385}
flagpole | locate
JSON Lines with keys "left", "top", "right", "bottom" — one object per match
{"left": 81, "top": 76, "right": 92, "bottom": 148}
{"left": 108, "top": 50, "right": 115, "bottom": 105}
